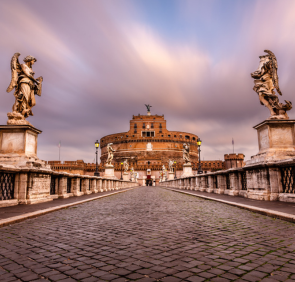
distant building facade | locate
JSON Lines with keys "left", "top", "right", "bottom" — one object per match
{"left": 49, "top": 111, "right": 229, "bottom": 185}
{"left": 224, "top": 154, "right": 245, "bottom": 170}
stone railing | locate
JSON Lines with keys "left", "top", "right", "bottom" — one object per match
{"left": 0, "top": 165, "right": 139, "bottom": 207}
{"left": 159, "top": 159, "right": 295, "bottom": 203}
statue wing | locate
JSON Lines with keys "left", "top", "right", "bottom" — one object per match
{"left": 264, "top": 50, "right": 282, "bottom": 96}
{"left": 6, "top": 53, "right": 21, "bottom": 93}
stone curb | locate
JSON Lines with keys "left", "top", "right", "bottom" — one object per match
{"left": 0, "top": 188, "right": 137, "bottom": 228}
{"left": 163, "top": 187, "right": 295, "bottom": 223}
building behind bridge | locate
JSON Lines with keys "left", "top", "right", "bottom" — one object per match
{"left": 48, "top": 111, "right": 244, "bottom": 185}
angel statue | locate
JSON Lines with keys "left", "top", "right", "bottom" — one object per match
{"left": 123, "top": 159, "right": 129, "bottom": 173}
{"left": 251, "top": 50, "right": 292, "bottom": 119}
{"left": 183, "top": 143, "right": 190, "bottom": 164}
{"left": 130, "top": 167, "right": 134, "bottom": 178}
{"left": 106, "top": 143, "right": 115, "bottom": 165}
{"left": 168, "top": 159, "right": 175, "bottom": 173}
{"left": 145, "top": 104, "right": 152, "bottom": 112}
{"left": 162, "top": 164, "right": 166, "bottom": 173}
{"left": 6, "top": 53, "right": 43, "bottom": 124}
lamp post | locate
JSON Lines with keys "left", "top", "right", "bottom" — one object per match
{"left": 197, "top": 138, "right": 203, "bottom": 174}
{"left": 120, "top": 162, "right": 123, "bottom": 180}
{"left": 94, "top": 140, "right": 100, "bottom": 176}
{"left": 174, "top": 161, "right": 177, "bottom": 179}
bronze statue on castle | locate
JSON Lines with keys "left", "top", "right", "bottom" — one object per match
{"left": 145, "top": 104, "right": 152, "bottom": 112}
{"left": 251, "top": 50, "right": 292, "bottom": 119}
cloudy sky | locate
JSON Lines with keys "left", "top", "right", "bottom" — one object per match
{"left": 1, "top": 0, "right": 295, "bottom": 163}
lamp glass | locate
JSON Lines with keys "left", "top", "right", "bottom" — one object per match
{"left": 197, "top": 138, "right": 202, "bottom": 146}
{"left": 95, "top": 140, "right": 99, "bottom": 148}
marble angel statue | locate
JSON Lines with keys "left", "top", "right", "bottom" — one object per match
{"left": 123, "top": 159, "right": 129, "bottom": 173}
{"left": 183, "top": 143, "right": 190, "bottom": 163}
{"left": 6, "top": 53, "right": 43, "bottom": 120}
{"left": 106, "top": 143, "right": 115, "bottom": 165}
{"left": 251, "top": 50, "right": 292, "bottom": 119}
{"left": 168, "top": 159, "right": 175, "bottom": 173}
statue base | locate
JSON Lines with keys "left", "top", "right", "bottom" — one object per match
{"left": 268, "top": 114, "right": 289, "bottom": 120}
{"left": 181, "top": 163, "right": 194, "bottom": 177}
{"left": 246, "top": 119, "right": 295, "bottom": 165}
{"left": 168, "top": 171, "right": 175, "bottom": 180}
{"left": 104, "top": 164, "right": 117, "bottom": 179}
{"left": 123, "top": 172, "right": 129, "bottom": 181}
{"left": 0, "top": 124, "right": 48, "bottom": 168}
{"left": 7, "top": 112, "right": 32, "bottom": 126}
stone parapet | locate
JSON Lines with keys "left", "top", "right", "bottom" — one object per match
{"left": 159, "top": 158, "right": 295, "bottom": 203}
{"left": 0, "top": 164, "right": 139, "bottom": 208}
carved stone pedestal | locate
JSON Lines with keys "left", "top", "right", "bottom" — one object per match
{"left": 181, "top": 163, "right": 193, "bottom": 177}
{"left": 123, "top": 172, "right": 129, "bottom": 181}
{"left": 168, "top": 172, "right": 175, "bottom": 180}
{"left": 104, "top": 164, "right": 117, "bottom": 179}
{"left": 247, "top": 120, "right": 295, "bottom": 165}
{"left": 0, "top": 125, "right": 47, "bottom": 167}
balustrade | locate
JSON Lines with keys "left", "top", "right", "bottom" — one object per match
{"left": 0, "top": 172, "right": 15, "bottom": 200}
{"left": 0, "top": 166, "right": 139, "bottom": 207}
{"left": 159, "top": 160, "right": 295, "bottom": 203}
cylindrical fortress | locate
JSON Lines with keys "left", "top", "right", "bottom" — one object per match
{"left": 100, "top": 113, "right": 199, "bottom": 166}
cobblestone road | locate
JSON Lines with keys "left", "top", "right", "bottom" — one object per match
{"left": 1, "top": 187, "right": 295, "bottom": 282}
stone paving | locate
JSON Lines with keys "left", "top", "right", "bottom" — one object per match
{"left": 0, "top": 186, "right": 295, "bottom": 282}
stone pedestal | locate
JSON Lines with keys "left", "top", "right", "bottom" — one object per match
{"left": 0, "top": 125, "right": 47, "bottom": 167}
{"left": 123, "top": 172, "right": 129, "bottom": 181}
{"left": 181, "top": 163, "right": 193, "bottom": 177}
{"left": 104, "top": 164, "right": 117, "bottom": 179}
{"left": 168, "top": 171, "right": 175, "bottom": 180}
{"left": 247, "top": 119, "right": 295, "bottom": 164}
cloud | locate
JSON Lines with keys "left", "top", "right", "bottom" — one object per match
{"left": 1, "top": 0, "right": 295, "bottom": 164}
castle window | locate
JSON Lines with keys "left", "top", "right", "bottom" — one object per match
{"left": 151, "top": 123, "right": 154, "bottom": 128}
{"left": 185, "top": 135, "right": 190, "bottom": 140}
{"left": 174, "top": 135, "right": 176, "bottom": 137}
{"left": 168, "top": 135, "right": 171, "bottom": 137}
{"left": 142, "top": 123, "right": 145, "bottom": 129}
{"left": 126, "top": 135, "right": 128, "bottom": 137}
{"left": 193, "top": 137, "right": 195, "bottom": 140}
{"left": 134, "top": 123, "right": 137, "bottom": 128}
{"left": 142, "top": 131, "right": 155, "bottom": 137}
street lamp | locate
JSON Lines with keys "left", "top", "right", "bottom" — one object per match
{"left": 174, "top": 161, "right": 177, "bottom": 179}
{"left": 120, "top": 162, "right": 123, "bottom": 180}
{"left": 197, "top": 138, "right": 203, "bottom": 174}
{"left": 94, "top": 140, "right": 100, "bottom": 176}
